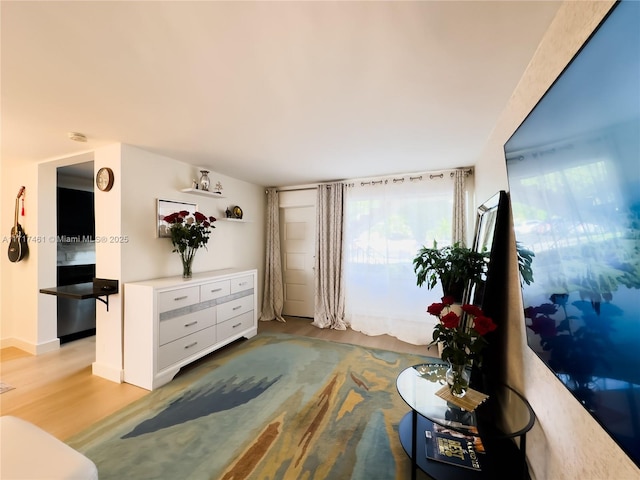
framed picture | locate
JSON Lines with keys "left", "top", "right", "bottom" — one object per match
{"left": 157, "top": 199, "right": 197, "bottom": 238}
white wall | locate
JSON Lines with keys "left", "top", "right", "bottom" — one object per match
{"left": 1, "top": 158, "right": 43, "bottom": 351}
{"left": 92, "top": 144, "right": 123, "bottom": 381}
{"left": 474, "top": 1, "right": 638, "bottom": 478}
{"left": 119, "top": 144, "right": 264, "bottom": 282}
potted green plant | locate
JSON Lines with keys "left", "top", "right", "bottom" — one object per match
{"left": 412, "top": 241, "right": 488, "bottom": 302}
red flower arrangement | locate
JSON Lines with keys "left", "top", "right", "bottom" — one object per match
{"left": 163, "top": 210, "right": 216, "bottom": 277}
{"left": 427, "top": 296, "right": 497, "bottom": 366}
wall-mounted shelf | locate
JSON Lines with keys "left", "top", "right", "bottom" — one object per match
{"left": 219, "top": 218, "right": 249, "bottom": 223}
{"left": 180, "top": 188, "right": 226, "bottom": 198}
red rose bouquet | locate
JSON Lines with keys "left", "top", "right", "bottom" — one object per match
{"left": 163, "top": 210, "right": 216, "bottom": 277}
{"left": 427, "top": 296, "right": 497, "bottom": 367}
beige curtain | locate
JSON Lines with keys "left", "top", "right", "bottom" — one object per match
{"left": 312, "top": 183, "right": 348, "bottom": 330}
{"left": 259, "top": 188, "right": 285, "bottom": 322}
{"left": 452, "top": 169, "right": 467, "bottom": 246}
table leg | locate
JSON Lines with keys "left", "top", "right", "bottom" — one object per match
{"left": 521, "top": 433, "right": 528, "bottom": 480}
{"left": 411, "top": 409, "right": 417, "bottom": 480}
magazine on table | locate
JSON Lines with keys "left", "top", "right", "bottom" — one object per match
{"left": 427, "top": 417, "right": 481, "bottom": 435}
{"left": 430, "top": 422, "right": 485, "bottom": 453}
{"left": 425, "top": 422, "right": 484, "bottom": 471}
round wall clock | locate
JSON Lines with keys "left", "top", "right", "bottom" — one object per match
{"left": 96, "top": 167, "right": 114, "bottom": 192}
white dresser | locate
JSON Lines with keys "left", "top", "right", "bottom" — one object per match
{"left": 123, "top": 268, "right": 258, "bottom": 390}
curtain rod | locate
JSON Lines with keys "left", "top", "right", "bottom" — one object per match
{"left": 268, "top": 168, "right": 473, "bottom": 193}
{"left": 267, "top": 186, "right": 318, "bottom": 194}
{"left": 350, "top": 168, "right": 473, "bottom": 187}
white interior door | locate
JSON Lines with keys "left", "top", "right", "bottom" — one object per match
{"left": 280, "top": 206, "right": 315, "bottom": 318}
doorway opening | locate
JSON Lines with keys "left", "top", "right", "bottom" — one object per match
{"left": 56, "top": 161, "right": 96, "bottom": 343}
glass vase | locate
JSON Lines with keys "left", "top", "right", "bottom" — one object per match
{"left": 181, "top": 254, "right": 194, "bottom": 278}
{"left": 199, "top": 170, "right": 210, "bottom": 191}
{"left": 446, "top": 361, "right": 472, "bottom": 398}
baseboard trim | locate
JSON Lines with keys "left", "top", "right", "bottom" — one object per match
{"left": 92, "top": 362, "right": 124, "bottom": 383}
{"left": 0, "top": 337, "right": 60, "bottom": 355}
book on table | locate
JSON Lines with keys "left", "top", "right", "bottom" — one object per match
{"left": 425, "top": 422, "right": 484, "bottom": 471}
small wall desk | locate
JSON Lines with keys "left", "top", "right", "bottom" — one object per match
{"left": 396, "top": 363, "right": 535, "bottom": 480}
{"left": 39, "top": 278, "right": 119, "bottom": 311}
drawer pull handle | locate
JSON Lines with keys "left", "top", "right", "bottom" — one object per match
{"left": 174, "top": 295, "right": 188, "bottom": 301}
{"left": 184, "top": 342, "right": 198, "bottom": 349}
{"left": 211, "top": 288, "right": 222, "bottom": 293}
{"left": 232, "top": 323, "right": 242, "bottom": 328}
{"left": 238, "top": 282, "right": 247, "bottom": 286}
{"left": 232, "top": 305, "right": 242, "bottom": 311}
{"left": 184, "top": 321, "right": 198, "bottom": 327}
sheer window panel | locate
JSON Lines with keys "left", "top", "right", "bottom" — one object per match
{"left": 344, "top": 175, "right": 456, "bottom": 345}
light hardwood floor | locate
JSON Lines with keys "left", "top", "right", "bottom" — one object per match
{"left": 0, "top": 317, "right": 437, "bottom": 441}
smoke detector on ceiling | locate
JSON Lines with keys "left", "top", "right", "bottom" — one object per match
{"left": 68, "top": 132, "right": 87, "bottom": 142}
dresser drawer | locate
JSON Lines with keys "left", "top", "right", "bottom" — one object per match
{"left": 217, "top": 295, "right": 254, "bottom": 323}
{"left": 230, "top": 275, "right": 253, "bottom": 294}
{"left": 159, "top": 308, "right": 216, "bottom": 346}
{"left": 158, "top": 325, "right": 216, "bottom": 371}
{"left": 200, "top": 280, "right": 231, "bottom": 302}
{"left": 158, "top": 286, "right": 199, "bottom": 313}
{"left": 217, "top": 311, "right": 254, "bottom": 340}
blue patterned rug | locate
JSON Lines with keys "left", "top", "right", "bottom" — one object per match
{"left": 68, "top": 333, "right": 433, "bottom": 479}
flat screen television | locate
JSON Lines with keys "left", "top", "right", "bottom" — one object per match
{"left": 504, "top": 0, "right": 640, "bottom": 466}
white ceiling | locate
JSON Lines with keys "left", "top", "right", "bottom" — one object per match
{"left": 1, "top": 0, "right": 562, "bottom": 187}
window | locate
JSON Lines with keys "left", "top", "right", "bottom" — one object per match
{"left": 344, "top": 175, "right": 459, "bottom": 344}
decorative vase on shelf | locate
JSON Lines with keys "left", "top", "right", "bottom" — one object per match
{"left": 199, "top": 170, "right": 210, "bottom": 191}
{"left": 446, "top": 361, "right": 472, "bottom": 398}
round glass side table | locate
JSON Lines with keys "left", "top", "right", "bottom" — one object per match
{"left": 396, "top": 363, "right": 535, "bottom": 480}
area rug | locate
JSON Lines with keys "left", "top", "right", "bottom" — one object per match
{"left": 0, "top": 382, "right": 15, "bottom": 394}
{"left": 68, "top": 333, "right": 434, "bottom": 480}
